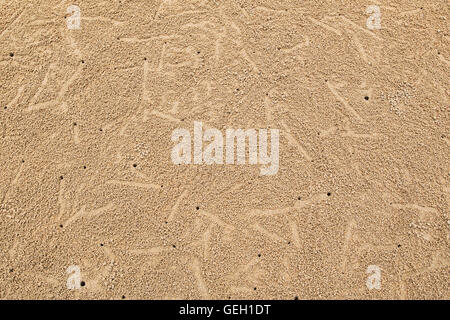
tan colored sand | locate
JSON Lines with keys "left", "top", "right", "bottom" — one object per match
{"left": 0, "top": 0, "right": 449, "bottom": 300}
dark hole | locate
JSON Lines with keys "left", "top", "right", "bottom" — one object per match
{"left": 196, "top": 206, "right": 200, "bottom": 210}
{"left": 364, "top": 96, "right": 369, "bottom": 101}
{"left": 397, "top": 244, "right": 401, "bottom": 248}
{"left": 9, "top": 268, "right": 14, "bottom": 272}
{"left": 143, "top": 57, "right": 147, "bottom": 60}
{"left": 80, "top": 281, "right": 85, "bottom": 287}
{"left": 100, "top": 243, "right": 103, "bottom": 246}
{"left": 83, "top": 166, "right": 86, "bottom": 169}
{"left": 172, "top": 245, "right": 176, "bottom": 248}
{"left": 294, "top": 296, "right": 299, "bottom": 300}
{"left": 327, "top": 192, "right": 331, "bottom": 196}
{"left": 21, "top": 160, "right": 25, "bottom": 163}
{"left": 133, "top": 164, "right": 137, "bottom": 168}
{"left": 60, "top": 176, "right": 64, "bottom": 180}
{"left": 81, "top": 60, "right": 85, "bottom": 64}
{"left": 4, "top": 106, "right": 7, "bottom": 109}
{"left": 122, "top": 295, "right": 126, "bottom": 299}
{"left": 73, "top": 122, "right": 77, "bottom": 126}
{"left": 59, "top": 224, "right": 63, "bottom": 228}
{"left": 99, "top": 128, "right": 103, "bottom": 132}
{"left": 9, "top": 52, "right": 14, "bottom": 57}
{"left": 197, "top": 51, "right": 200, "bottom": 54}
{"left": 258, "top": 254, "right": 261, "bottom": 257}
{"left": 298, "top": 196, "right": 301, "bottom": 200}
{"left": 254, "top": 287, "right": 256, "bottom": 290}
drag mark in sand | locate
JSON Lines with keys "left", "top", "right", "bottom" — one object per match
{"left": 167, "top": 190, "right": 188, "bottom": 222}
{"left": 340, "top": 218, "right": 356, "bottom": 273}
{"left": 326, "top": 81, "right": 363, "bottom": 121}
{"left": 308, "top": 16, "right": 342, "bottom": 36}
{"left": 64, "top": 203, "right": 113, "bottom": 228}
{"left": 106, "top": 179, "right": 160, "bottom": 190}
{"left": 25, "top": 64, "right": 83, "bottom": 112}
{"left": 281, "top": 121, "right": 312, "bottom": 161}
{"left": 1, "top": 160, "right": 25, "bottom": 206}
{"left": 192, "top": 258, "right": 209, "bottom": 299}
{"left": 0, "top": 6, "right": 27, "bottom": 39}
{"left": 251, "top": 223, "right": 286, "bottom": 243}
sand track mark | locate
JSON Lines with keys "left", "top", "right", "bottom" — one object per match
{"left": 64, "top": 203, "right": 113, "bottom": 227}
{"left": 308, "top": 17, "right": 342, "bottom": 36}
{"left": 82, "top": 16, "right": 125, "bottom": 26}
{"left": 340, "top": 217, "right": 356, "bottom": 273}
{"left": 326, "top": 81, "right": 363, "bottom": 121}
{"left": 167, "top": 190, "right": 188, "bottom": 222}
{"left": 340, "top": 16, "right": 383, "bottom": 41}
{"left": 106, "top": 180, "right": 160, "bottom": 190}
{"left": 281, "top": 121, "right": 312, "bottom": 161}
{"left": 0, "top": 6, "right": 27, "bottom": 39}
{"left": 129, "top": 246, "right": 171, "bottom": 255}
{"left": 25, "top": 64, "right": 83, "bottom": 112}
{"left": 251, "top": 223, "right": 286, "bottom": 243}
{"left": 199, "top": 210, "right": 235, "bottom": 231}
{"left": 192, "top": 258, "right": 209, "bottom": 299}
{"left": 1, "top": 160, "right": 25, "bottom": 206}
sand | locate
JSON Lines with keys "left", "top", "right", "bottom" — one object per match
{"left": 0, "top": 0, "right": 448, "bottom": 300}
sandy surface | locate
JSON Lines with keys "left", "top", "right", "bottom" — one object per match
{"left": 0, "top": 0, "right": 449, "bottom": 300}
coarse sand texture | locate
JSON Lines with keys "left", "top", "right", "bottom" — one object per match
{"left": 0, "top": 0, "right": 449, "bottom": 299}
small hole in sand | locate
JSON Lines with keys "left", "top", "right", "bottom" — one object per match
{"left": 327, "top": 192, "right": 331, "bottom": 196}
{"left": 9, "top": 53, "right": 14, "bottom": 57}
{"left": 80, "top": 281, "right": 85, "bottom": 287}
{"left": 59, "top": 224, "right": 63, "bottom": 228}
{"left": 364, "top": 96, "right": 369, "bottom": 101}
{"left": 60, "top": 176, "right": 64, "bottom": 180}
{"left": 196, "top": 206, "right": 200, "bottom": 210}
{"left": 122, "top": 295, "right": 126, "bottom": 299}
{"left": 294, "top": 296, "right": 299, "bottom": 300}
{"left": 133, "top": 163, "right": 137, "bottom": 168}
{"left": 100, "top": 243, "right": 104, "bottom": 246}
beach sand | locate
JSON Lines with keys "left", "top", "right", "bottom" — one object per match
{"left": 0, "top": 0, "right": 448, "bottom": 299}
